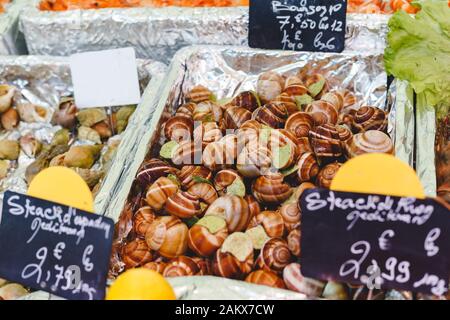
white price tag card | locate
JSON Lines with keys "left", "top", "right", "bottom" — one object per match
{"left": 70, "top": 47, "right": 141, "bottom": 108}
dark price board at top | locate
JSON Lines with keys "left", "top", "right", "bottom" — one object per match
{"left": 249, "top": 0, "right": 347, "bottom": 53}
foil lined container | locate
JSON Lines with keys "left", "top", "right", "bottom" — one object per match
{"left": 0, "top": 55, "right": 167, "bottom": 217}
{"left": 20, "top": 2, "right": 388, "bottom": 63}
{"left": 0, "top": 0, "right": 28, "bottom": 54}
{"left": 99, "top": 45, "right": 413, "bottom": 300}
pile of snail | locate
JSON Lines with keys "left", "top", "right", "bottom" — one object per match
{"left": 112, "top": 70, "right": 398, "bottom": 300}
{"left": 0, "top": 83, "right": 135, "bottom": 192}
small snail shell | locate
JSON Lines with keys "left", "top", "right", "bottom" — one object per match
{"left": 165, "top": 191, "right": 201, "bottom": 219}
{"left": 273, "top": 93, "right": 298, "bottom": 116}
{"left": 222, "top": 106, "right": 252, "bottom": 130}
{"left": 19, "top": 134, "right": 42, "bottom": 158}
{"left": 188, "top": 182, "right": 218, "bottom": 205}
{"left": 1, "top": 108, "right": 19, "bottom": 131}
{"left": 136, "top": 158, "right": 178, "bottom": 188}
{"left": 245, "top": 270, "right": 286, "bottom": 289}
{"left": 145, "top": 177, "right": 179, "bottom": 210}
{"left": 252, "top": 174, "right": 292, "bottom": 204}
{"left": 287, "top": 229, "right": 301, "bottom": 257}
{"left": 186, "top": 85, "right": 213, "bottom": 103}
{"left": 244, "top": 194, "right": 261, "bottom": 220}
{"left": 188, "top": 216, "right": 228, "bottom": 257}
{"left": 285, "top": 112, "right": 314, "bottom": 138}
{"left": 351, "top": 106, "right": 388, "bottom": 133}
{"left": 176, "top": 102, "right": 196, "bottom": 118}
{"left": 172, "top": 141, "right": 201, "bottom": 167}
{"left": 133, "top": 206, "right": 156, "bottom": 238}
{"left": 339, "top": 89, "right": 358, "bottom": 108}
{"left": 256, "top": 238, "right": 292, "bottom": 273}
{"left": 253, "top": 102, "right": 288, "bottom": 129}
{"left": 121, "top": 239, "right": 152, "bottom": 269}
{"left": 178, "top": 165, "right": 212, "bottom": 189}
{"left": 202, "top": 141, "right": 234, "bottom": 171}
{"left": 164, "top": 115, "right": 194, "bottom": 143}
{"left": 337, "top": 125, "right": 353, "bottom": 146}
{"left": 316, "top": 162, "right": 342, "bottom": 189}
{"left": 256, "top": 71, "right": 285, "bottom": 104}
{"left": 193, "top": 122, "right": 223, "bottom": 149}
{"left": 322, "top": 282, "right": 350, "bottom": 300}
{"left": 247, "top": 211, "right": 285, "bottom": 238}
{"left": 285, "top": 75, "right": 303, "bottom": 87}
{"left": 92, "top": 121, "right": 112, "bottom": 139}
{"left": 297, "top": 137, "right": 313, "bottom": 154}
{"left": 309, "top": 124, "right": 343, "bottom": 161}
{"left": 17, "top": 103, "right": 48, "bottom": 123}
{"left": 305, "top": 100, "right": 338, "bottom": 126}
{"left": 321, "top": 91, "right": 344, "bottom": 113}
{"left": 205, "top": 195, "right": 251, "bottom": 233}
{"left": 163, "top": 256, "right": 200, "bottom": 277}
{"left": 284, "top": 82, "right": 308, "bottom": 97}
{"left": 283, "top": 263, "right": 325, "bottom": 297}
{"left": 0, "top": 84, "right": 16, "bottom": 112}
{"left": 236, "top": 143, "right": 272, "bottom": 178}
{"left": 191, "top": 257, "right": 213, "bottom": 275}
{"left": 279, "top": 202, "right": 301, "bottom": 232}
{"left": 345, "top": 130, "right": 394, "bottom": 158}
{"left": 305, "top": 74, "right": 328, "bottom": 98}
{"left": 214, "top": 169, "right": 241, "bottom": 195}
{"left": 145, "top": 216, "right": 188, "bottom": 259}
{"left": 193, "top": 101, "right": 223, "bottom": 123}
{"left": 231, "top": 91, "right": 260, "bottom": 112}
{"left": 142, "top": 261, "right": 167, "bottom": 274}
{"left": 267, "top": 129, "right": 299, "bottom": 169}
{"left": 240, "top": 119, "right": 262, "bottom": 131}
{"left": 297, "top": 152, "right": 319, "bottom": 183}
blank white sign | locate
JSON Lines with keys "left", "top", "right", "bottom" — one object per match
{"left": 69, "top": 48, "right": 141, "bottom": 108}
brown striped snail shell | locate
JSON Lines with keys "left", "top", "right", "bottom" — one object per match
{"left": 163, "top": 256, "right": 200, "bottom": 278}
{"left": 256, "top": 71, "right": 285, "bottom": 104}
{"left": 316, "top": 162, "right": 342, "bottom": 189}
{"left": 165, "top": 191, "right": 202, "bottom": 219}
{"left": 178, "top": 165, "right": 212, "bottom": 190}
{"left": 145, "top": 216, "right": 188, "bottom": 259}
{"left": 163, "top": 115, "right": 194, "bottom": 143}
{"left": 321, "top": 90, "right": 344, "bottom": 113}
{"left": 240, "top": 119, "right": 263, "bottom": 131}
{"left": 213, "top": 250, "right": 249, "bottom": 280}
{"left": 176, "top": 102, "right": 196, "bottom": 118}
{"left": 283, "top": 82, "right": 308, "bottom": 97}
{"left": 252, "top": 174, "right": 292, "bottom": 204}
{"left": 172, "top": 141, "right": 201, "bottom": 167}
{"left": 339, "top": 89, "right": 357, "bottom": 108}
{"left": 205, "top": 195, "right": 251, "bottom": 233}
{"left": 297, "top": 137, "right": 313, "bottom": 154}
{"left": 309, "top": 124, "right": 343, "bottom": 161}
{"left": 305, "top": 100, "right": 338, "bottom": 126}
{"left": 296, "top": 152, "right": 319, "bottom": 183}
{"left": 202, "top": 141, "right": 234, "bottom": 171}
{"left": 253, "top": 102, "right": 288, "bottom": 129}
{"left": 133, "top": 206, "right": 156, "bottom": 238}
{"left": 279, "top": 202, "right": 301, "bottom": 232}
{"left": 351, "top": 106, "right": 388, "bottom": 133}
{"left": 142, "top": 261, "right": 167, "bottom": 274}
{"left": 337, "top": 125, "right": 353, "bottom": 146}
{"left": 285, "top": 75, "right": 303, "bottom": 87}
{"left": 287, "top": 229, "right": 301, "bottom": 257}
{"left": 222, "top": 106, "right": 252, "bottom": 130}
{"left": 285, "top": 112, "right": 314, "bottom": 138}
{"left": 187, "top": 182, "right": 218, "bottom": 205}
{"left": 186, "top": 85, "right": 213, "bottom": 103}
{"left": 121, "top": 239, "right": 153, "bottom": 269}
{"left": 219, "top": 134, "right": 238, "bottom": 160}
{"left": 231, "top": 91, "right": 260, "bottom": 112}
{"left": 245, "top": 270, "right": 286, "bottom": 289}
{"left": 193, "top": 122, "right": 223, "bottom": 149}
{"left": 191, "top": 257, "right": 213, "bottom": 276}
{"left": 136, "top": 158, "right": 178, "bottom": 188}
{"left": 193, "top": 101, "right": 223, "bottom": 123}
{"left": 247, "top": 210, "right": 285, "bottom": 238}
{"left": 188, "top": 217, "right": 228, "bottom": 257}
{"left": 305, "top": 74, "right": 328, "bottom": 98}
{"left": 283, "top": 263, "right": 325, "bottom": 297}
{"left": 214, "top": 169, "right": 242, "bottom": 195}
{"left": 273, "top": 93, "right": 298, "bottom": 116}
{"left": 244, "top": 194, "right": 261, "bottom": 220}
{"left": 145, "top": 176, "right": 179, "bottom": 210}
{"left": 256, "top": 238, "right": 292, "bottom": 274}
{"left": 345, "top": 130, "right": 394, "bottom": 158}
{"left": 267, "top": 129, "right": 299, "bottom": 169}
{"left": 236, "top": 143, "right": 273, "bottom": 178}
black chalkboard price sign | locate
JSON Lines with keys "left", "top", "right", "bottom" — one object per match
{"left": 0, "top": 191, "right": 114, "bottom": 300}
{"left": 249, "top": 0, "right": 347, "bottom": 53}
{"left": 300, "top": 189, "right": 450, "bottom": 296}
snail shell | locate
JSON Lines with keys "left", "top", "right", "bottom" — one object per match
{"left": 176, "top": 102, "right": 196, "bottom": 118}
{"left": 186, "top": 85, "right": 213, "bottom": 103}
{"left": 279, "top": 202, "right": 301, "bottom": 232}
{"left": 188, "top": 217, "right": 228, "bottom": 257}
{"left": 231, "top": 91, "right": 260, "bottom": 112}
{"left": 205, "top": 195, "right": 251, "bottom": 233}
{"left": 202, "top": 141, "right": 234, "bottom": 171}
{"left": 256, "top": 238, "right": 292, "bottom": 273}
{"left": 285, "top": 75, "right": 303, "bottom": 87}
{"left": 247, "top": 211, "right": 285, "bottom": 238}
{"left": 172, "top": 141, "right": 201, "bottom": 167}
{"left": 1, "top": 108, "right": 19, "bottom": 131}
{"left": 305, "top": 100, "right": 338, "bottom": 125}
{"left": 52, "top": 98, "right": 77, "bottom": 129}
{"left": 273, "top": 93, "right": 298, "bottom": 115}
{"left": 253, "top": 102, "right": 288, "bottom": 129}
{"left": 145, "top": 216, "right": 188, "bottom": 259}
{"left": 297, "top": 152, "right": 319, "bottom": 183}
{"left": 285, "top": 112, "right": 314, "bottom": 138}
{"left": 214, "top": 169, "right": 241, "bottom": 195}
{"left": 17, "top": 103, "right": 49, "bottom": 123}
{"left": 19, "top": 134, "right": 42, "bottom": 158}
{"left": 145, "top": 176, "right": 179, "bottom": 210}
{"left": 297, "top": 137, "right": 313, "bottom": 154}
{"left": 284, "top": 82, "right": 308, "bottom": 97}
{"left": 252, "top": 174, "right": 292, "bottom": 204}
{"left": 178, "top": 165, "right": 212, "bottom": 189}
{"left": 164, "top": 115, "right": 194, "bottom": 143}
{"left": 121, "top": 239, "right": 152, "bottom": 269}
{"left": 0, "top": 84, "right": 16, "bottom": 112}
{"left": 78, "top": 126, "right": 102, "bottom": 144}
{"left": 245, "top": 270, "right": 286, "bottom": 289}
{"left": 136, "top": 158, "right": 178, "bottom": 188}
{"left": 142, "top": 261, "right": 167, "bottom": 274}
{"left": 283, "top": 263, "right": 325, "bottom": 297}
{"left": 92, "top": 121, "right": 112, "bottom": 139}
{"left": 339, "top": 89, "right": 357, "bottom": 108}
{"left": 316, "top": 162, "right": 342, "bottom": 189}
{"left": 351, "top": 106, "right": 388, "bottom": 133}
{"left": 187, "top": 182, "right": 218, "bottom": 205}
{"left": 192, "top": 257, "right": 213, "bottom": 276}
{"left": 193, "top": 121, "right": 223, "bottom": 149}
{"left": 321, "top": 91, "right": 344, "bottom": 113}
{"left": 346, "top": 130, "right": 394, "bottom": 158}
{"left": 287, "top": 229, "right": 301, "bottom": 257}
{"left": 165, "top": 191, "right": 201, "bottom": 219}
{"left": 76, "top": 108, "right": 107, "bottom": 127}
{"left": 244, "top": 194, "right": 261, "bottom": 220}
{"left": 163, "top": 256, "right": 200, "bottom": 277}
{"left": 337, "top": 125, "right": 353, "bottom": 146}
{"left": 133, "top": 206, "right": 156, "bottom": 238}
{"left": 222, "top": 106, "right": 252, "bottom": 130}
{"left": 193, "top": 101, "right": 223, "bottom": 123}
{"left": 305, "top": 74, "right": 328, "bottom": 98}
{"left": 309, "top": 124, "right": 343, "bottom": 161}
{"left": 256, "top": 71, "right": 285, "bottom": 104}
{"left": 237, "top": 143, "right": 273, "bottom": 178}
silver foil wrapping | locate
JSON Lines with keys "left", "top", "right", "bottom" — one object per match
{"left": 20, "top": 2, "right": 388, "bottom": 63}
{"left": 0, "top": 55, "right": 167, "bottom": 217}
{"left": 0, "top": 0, "right": 28, "bottom": 54}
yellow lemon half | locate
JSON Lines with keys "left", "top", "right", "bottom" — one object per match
{"left": 106, "top": 268, "right": 176, "bottom": 300}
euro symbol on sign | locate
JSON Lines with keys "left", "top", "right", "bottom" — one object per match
{"left": 378, "top": 230, "right": 395, "bottom": 251}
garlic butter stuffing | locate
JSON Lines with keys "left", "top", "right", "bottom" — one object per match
{"left": 112, "top": 69, "right": 397, "bottom": 300}
{"left": 0, "top": 83, "right": 135, "bottom": 192}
